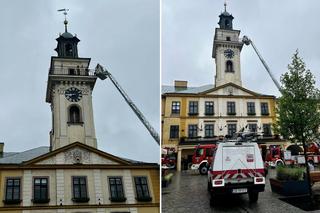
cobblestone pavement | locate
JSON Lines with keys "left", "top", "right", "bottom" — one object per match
{"left": 162, "top": 169, "right": 320, "bottom": 213}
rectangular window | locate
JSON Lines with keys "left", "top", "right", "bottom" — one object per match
{"left": 204, "top": 124, "right": 214, "bottom": 138}
{"left": 261, "top": 102, "right": 269, "bottom": 115}
{"left": 188, "top": 124, "right": 198, "bottom": 138}
{"left": 227, "top": 102, "right": 236, "bottom": 115}
{"left": 109, "top": 177, "right": 126, "bottom": 202}
{"left": 227, "top": 124, "right": 237, "bottom": 136}
{"left": 134, "top": 176, "right": 152, "bottom": 201}
{"left": 171, "top": 101, "right": 180, "bottom": 114}
{"left": 72, "top": 176, "right": 89, "bottom": 202}
{"left": 188, "top": 101, "right": 198, "bottom": 115}
{"left": 5, "top": 178, "right": 21, "bottom": 204}
{"left": 248, "top": 123, "right": 257, "bottom": 132}
{"left": 33, "top": 177, "right": 49, "bottom": 203}
{"left": 263, "top": 124, "right": 272, "bottom": 137}
{"left": 205, "top": 101, "right": 214, "bottom": 115}
{"left": 169, "top": 125, "right": 179, "bottom": 139}
{"left": 247, "top": 102, "right": 256, "bottom": 115}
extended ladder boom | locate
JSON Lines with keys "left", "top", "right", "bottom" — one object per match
{"left": 242, "top": 36, "right": 282, "bottom": 94}
{"left": 95, "top": 64, "right": 160, "bottom": 145}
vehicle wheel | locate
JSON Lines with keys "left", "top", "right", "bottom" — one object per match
{"left": 248, "top": 191, "right": 259, "bottom": 203}
{"left": 199, "top": 165, "right": 208, "bottom": 175}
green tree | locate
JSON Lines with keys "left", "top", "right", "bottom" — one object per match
{"left": 274, "top": 50, "right": 320, "bottom": 201}
{"left": 275, "top": 50, "right": 320, "bottom": 143}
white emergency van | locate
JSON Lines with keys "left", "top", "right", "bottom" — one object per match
{"left": 207, "top": 137, "right": 265, "bottom": 206}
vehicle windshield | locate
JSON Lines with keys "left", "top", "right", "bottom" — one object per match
{"left": 195, "top": 148, "right": 204, "bottom": 157}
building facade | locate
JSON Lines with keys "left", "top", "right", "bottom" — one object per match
{"left": 162, "top": 6, "right": 279, "bottom": 171}
{"left": 0, "top": 19, "right": 159, "bottom": 213}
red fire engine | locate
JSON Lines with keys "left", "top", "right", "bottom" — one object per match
{"left": 161, "top": 147, "right": 177, "bottom": 169}
{"left": 265, "top": 142, "right": 320, "bottom": 167}
{"left": 191, "top": 144, "right": 216, "bottom": 175}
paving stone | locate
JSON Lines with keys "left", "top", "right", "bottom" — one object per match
{"left": 162, "top": 169, "right": 319, "bottom": 213}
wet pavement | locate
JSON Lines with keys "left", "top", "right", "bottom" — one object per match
{"left": 162, "top": 169, "right": 320, "bottom": 213}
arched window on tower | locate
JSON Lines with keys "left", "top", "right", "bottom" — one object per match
{"left": 226, "top": 60, "right": 234, "bottom": 72}
{"left": 69, "top": 105, "right": 81, "bottom": 123}
{"left": 225, "top": 20, "right": 229, "bottom": 28}
{"left": 65, "top": 43, "right": 73, "bottom": 57}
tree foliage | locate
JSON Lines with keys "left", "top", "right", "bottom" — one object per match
{"left": 274, "top": 50, "right": 320, "bottom": 143}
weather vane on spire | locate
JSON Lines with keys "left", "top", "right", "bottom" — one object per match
{"left": 57, "top": 8, "right": 69, "bottom": 32}
{"left": 224, "top": 0, "right": 227, "bottom": 12}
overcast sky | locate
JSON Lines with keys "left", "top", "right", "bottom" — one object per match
{"left": 0, "top": 0, "right": 159, "bottom": 162}
{"left": 162, "top": 0, "right": 320, "bottom": 97}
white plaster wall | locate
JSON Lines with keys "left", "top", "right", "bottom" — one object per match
{"left": 93, "top": 169, "right": 103, "bottom": 204}
{"left": 56, "top": 169, "right": 65, "bottom": 205}
{"left": 22, "top": 170, "right": 32, "bottom": 206}
{"left": 123, "top": 170, "right": 135, "bottom": 204}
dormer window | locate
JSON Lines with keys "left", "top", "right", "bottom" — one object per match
{"left": 226, "top": 60, "right": 233, "bottom": 72}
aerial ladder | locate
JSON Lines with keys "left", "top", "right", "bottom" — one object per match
{"left": 243, "top": 36, "right": 316, "bottom": 198}
{"left": 94, "top": 64, "right": 160, "bottom": 145}
{"left": 242, "top": 36, "right": 282, "bottom": 94}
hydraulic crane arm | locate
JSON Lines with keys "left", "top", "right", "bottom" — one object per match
{"left": 94, "top": 64, "right": 160, "bottom": 145}
{"left": 242, "top": 36, "right": 282, "bottom": 94}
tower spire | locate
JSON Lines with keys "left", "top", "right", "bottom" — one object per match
{"left": 224, "top": 0, "right": 227, "bottom": 12}
{"left": 57, "top": 8, "right": 69, "bottom": 32}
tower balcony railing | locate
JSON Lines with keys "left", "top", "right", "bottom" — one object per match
{"left": 49, "top": 67, "right": 95, "bottom": 76}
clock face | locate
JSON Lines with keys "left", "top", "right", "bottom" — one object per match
{"left": 65, "top": 87, "right": 83, "bottom": 102}
{"left": 224, "top": 49, "right": 234, "bottom": 59}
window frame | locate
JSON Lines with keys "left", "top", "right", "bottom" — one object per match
{"left": 4, "top": 177, "right": 22, "bottom": 204}
{"left": 188, "top": 101, "right": 199, "bottom": 116}
{"left": 169, "top": 125, "right": 179, "bottom": 139}
{"left": 188, "top": 124, "right": 198, "bottom": 138}
{"left": 248, "top": 123, "right": 257, "bottom": 133}
{"left": 134, "top": 176, "right": 152, "bottom": 202}
{"left": 68, "top": 105, "right": 83, "bottom": 125}
{"left": 227, "top": 124, "right": 237, "bottom": 136}
{"left": 247, "top": 102, "right": 256, "bottom": 115}
{"left": 227, "top": 101, "right": 236, "bottom": 115}
{"left": 171, "top": 101, "right": 180, "bottom": 115}
{"left": 263, "top": 124, "right": 272, "bottom": 137}
{"left": 32, "top": 177, "right": 50, "bottom": 204}
{"left": 261, "top": 102, "right": 269, "bottom": 115}
{"left": 204, "top": 124, "right": 214, "bottom": 138}
{"left": 225, "top": 60, "right": 234, "bottom": 72}
{"left": 108, "top": 176, "right": 126, "bottom": 202}
{"left": 205, "top": 101, "right": 214, "bottom": 115}
{"left": 72, "top": 176, "right": 89, "bottom": 203}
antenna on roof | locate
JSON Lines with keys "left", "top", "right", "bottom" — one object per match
{"left": 57, "top": 8, "right": 69, "bottom": 32}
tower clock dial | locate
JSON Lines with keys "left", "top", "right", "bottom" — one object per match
{"left": 224, "top": 49, "right": 234, "bottom": 59}
{"left": 65, "top": 87, "right": 83, "bottom": 102}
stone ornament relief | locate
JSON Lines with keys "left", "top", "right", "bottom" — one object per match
{"left": 64, "top": 148, "right": 91, "bottom": 164}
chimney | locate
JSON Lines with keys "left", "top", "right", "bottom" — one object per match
{"left": 174, "top": 80, "right": 188, "bottom": 89}
{"left": 0, "top": 142, "right": 3, "bottom": 158}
